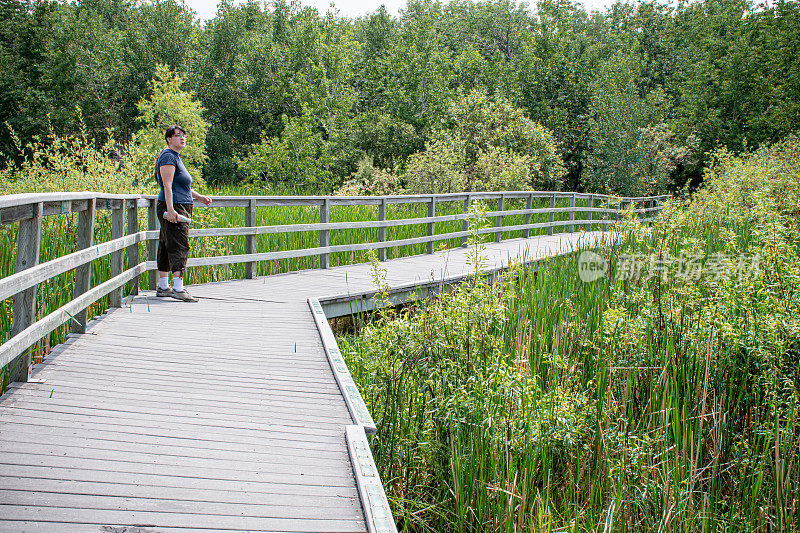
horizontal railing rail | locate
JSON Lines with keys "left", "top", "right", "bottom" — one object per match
{"left": 0, "top": 190, "right": 669, "bottom": 384}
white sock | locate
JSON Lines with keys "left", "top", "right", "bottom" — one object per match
{"left": 158, "top": 277, "right": 170, "bottom": 290}
{"left": 173, "top": 277, "right": 184, "bottom": 292}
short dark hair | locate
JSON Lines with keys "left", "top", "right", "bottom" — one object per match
{"left": 165, "top": 125, "right": 187, "bottom": 141}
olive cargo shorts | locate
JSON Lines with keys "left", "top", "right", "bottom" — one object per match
{"left": 156, "top": 201, "right": 193, "bottom": 273}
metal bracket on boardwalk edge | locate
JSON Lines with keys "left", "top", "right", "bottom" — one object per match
{"left": 307, "top": 297, "right": 397, "bottom": 533}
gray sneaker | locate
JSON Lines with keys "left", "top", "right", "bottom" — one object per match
{"left": 171, "top": 289, "right": 198, "bottom": 302}
{"left": 156, "top": 286, "right": 173, "bottom": 297}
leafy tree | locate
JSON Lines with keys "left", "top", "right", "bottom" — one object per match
{"left": 582, "top": 52, "right": 666, "bottom": 195}
{"left": 633, "top": 122, "right": 699, "bottom": 194}
{"left": 406, "top": 133, "right": 466, "bottom": 193}
{"left": 235, "top": 114, "right": 338, "bottom": 192}
{"left": 135, "top": 64, "right": 209, "bottom": 181}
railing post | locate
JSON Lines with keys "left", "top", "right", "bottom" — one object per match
{"left": 587, "top": 195, "right": 594, "bottom": 230}
{"left": 245, "top": 198, "right": 257, "bottom": 279}
{"left": 9, "top": 202, "right": 43, "bottom": 383}
{"left": 147, "top": 200, "right": 157, "bottom": 290}
{"left": 126, "top": 199, "right": 139, "bottom": 296}
{"left": 320, "top": 198, "right": 330, "bottom": 269}
{"left": 523, "top": 193, "right": 533, "bottom": 238}
{"left": 71, "top": 198, "right": 96, "bottom": 334}
{"left": 569, "top": 193, "right": 576, "bottom": 233}
{"left": 495, "top": 194, "right": 504, "bottom": 243}
{"left": 109, "top": 200, "right": 124, "bottom": 307}
{"left": 462, "top": 194, "right": 471, "bottom": 247}
{"left": 378, "top": 198, "right": 387, "bottom": 262}
{"left": 548, "top": 193, "right": 555, "bottom": 236}
{"left": 426, "top": 196, "right": 436, "bottom": 254}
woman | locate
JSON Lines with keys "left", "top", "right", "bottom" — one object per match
{"left": 155, "top": 125, "right": 212, "bottom": 302}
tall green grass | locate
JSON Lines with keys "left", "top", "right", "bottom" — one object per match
{"left": 339, "top": 140, "right": 800, "bottom": 531}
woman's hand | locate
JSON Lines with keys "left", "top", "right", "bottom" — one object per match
{"left": 164, "top": 209, "right": 179, "bottom": 223}
{"left": 198, "top": 195, "right": 212, "bottom": 207}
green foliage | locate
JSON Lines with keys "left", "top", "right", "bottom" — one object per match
{"left": 235, "top": 114, "right": 341, "bottom": 192}
{"left": 634, "top": 122, "right": 699, "bottom": 194}
{"left": 405, "top": 133, "right": 466, "bottom": 193}
{"left": 341, "top": 136, "right": 800, "bottom": 530}
{"left": 582, "top": 52, "right": 668, "bottom": 195}
{"left": 335, "top": 155, "right": 404, "bottom": 196}
{"left": 0, "top": 116, "right": 141, "bottom": 193}
{"left": 3, "top": 0, "right": 800, "bottom": 191}
{"left": 407, "top": 89, "right": 565, "bottom": 193}
{"left": 135, "top": 64, "right": 209, "bottom": 181}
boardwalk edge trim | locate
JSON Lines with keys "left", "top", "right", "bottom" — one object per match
{"left": 307, "top": 297, "right": 377, "bottom": 434}
{"left": 346, "top": 424, "right": 398, "bottom": 533}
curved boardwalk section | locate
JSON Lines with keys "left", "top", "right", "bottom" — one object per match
{"left": 0, "top": 232, "right": 602, "bottom": 532}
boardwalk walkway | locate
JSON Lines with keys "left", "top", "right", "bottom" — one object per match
{"left": 0, "top": 232, "right": 603, "bottom": 532}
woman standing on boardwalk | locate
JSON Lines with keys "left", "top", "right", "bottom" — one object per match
{"left": 155, "top": 124, "right": 212, "bottom": 302}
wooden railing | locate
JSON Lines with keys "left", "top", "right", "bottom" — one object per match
{"left": 0, "top": 190, "right": 668, "bottom": 384}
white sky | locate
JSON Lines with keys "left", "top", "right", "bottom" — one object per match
{"left": 185, "top": 0, "right": 619, "bottom": 23}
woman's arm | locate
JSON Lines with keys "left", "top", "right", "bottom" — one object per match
{"left": 159, "top": 165, "right": 179, "bottom": 223}
{"left": 191, "top": 188, "right": 212, "bottom": 206}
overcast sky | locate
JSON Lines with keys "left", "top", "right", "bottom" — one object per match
{"left": 184, "top": 0, "right": 621, "bottom": 23}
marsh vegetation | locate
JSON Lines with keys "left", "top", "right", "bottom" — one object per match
{"left": 339, "top": 138, "right": 800, "bottom": 531}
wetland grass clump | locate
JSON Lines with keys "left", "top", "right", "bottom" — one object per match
{"left": 340, "top": 138, "right": 800, "bottom": 532}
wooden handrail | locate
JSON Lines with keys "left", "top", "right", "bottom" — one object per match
{"left": 0, "top": 190, "right": 668, "bottom": 383}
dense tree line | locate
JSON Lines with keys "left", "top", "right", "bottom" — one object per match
{"left": 1, "top": 0, "right": 798, "bottom": 194}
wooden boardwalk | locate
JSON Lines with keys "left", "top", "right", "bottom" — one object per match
{"left": 0, "top": 232, "right": 603, "bottom": 532}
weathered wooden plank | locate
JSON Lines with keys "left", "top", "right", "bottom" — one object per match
{"left": 0, "top": 478, "right": 358, "bottom": 508}
{"left": 378, "top": 199, "right": 387, "bottom": 261}
{"left": 41, "top": 343, "right": 333, "bottom": 370}
{"left": 0, "top": 492, "right": 362, "bottom": 522}
{"left": 320, "top": 198, "right": 330, "bottom": 269}
{"left": 0, "top": 192, "right": 139, "bottom": 210}
{"left": 309, "top": 298, "right": 369, "bottom": 431}
{"left": 0, "top": 444, "right": 355, "bottom": 480}
{"left": 3, "top": 394, "right": 354, "bottom": 429}
{"left": 7, "top": 380, "right": 347, "bottom": 412}
{"left": 38, "top": 348, "right": 337, "bottom": 375}
{"left": 245, "top": 198, "right": 257, "bottom": 279}
{"left": 5, "top": 390, "right": 349, "bottom": 426}
{"left": 0, "top": 404, "right": 347, "bottom": 440}
{"left": 0, "top": 451, "right": 354, "bottom": 487}
{"left": 0, "top": 463, "right": 357, "bottom": 497}
{"left": 9, "top": 201, "right": 42, "bottom": 383}
{"left": 26, "top": 372, "right": 344, "bottom": 402}
{"left": 147, "top": 200, "right": 157, "bottom": 290}
{"left": 126, "top": 200, "right": 139, "bottom": 296}
{"left": 523, "top": 193, "right": 533, "bottom": 238}
{"left": 0, "top": 506, "right": 366, "bottom": 532}
{"left": 0, "top": 431, "right": 346, "bottom": 467}
{"left": 0, "top": 264, "right": 147, "bottom": 369}
{"left": 109, "top": 206, "right": 126, "bottom": 307}
{"left": 1, "top": 427, "right": 349, "bottom": 465}
{"left": 0, "top": 417, "right": 349, "bottom": 454}
{"left": 34, "top": 355, "right": 341, "bottom": 385}
{"left": 15, "top": 374, "right": 345, "bottom": 406}
{"left": 347, "top": 425, "right": 397, "bottom": 533}
{"left": 569, "top": 193, "right": 576, "bottom": 233}
{"left": 71, "top": 197, "right": 95, "bottom": 334}
{"left": 0, "top": 412, "right": 347, "bottom": 452}
{"left": 494, "top": 194, "right": 504, "bottom": 243}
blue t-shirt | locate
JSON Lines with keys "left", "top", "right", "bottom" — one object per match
{"left": 155, "top": 149, "right": 193, "bottom": 204}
